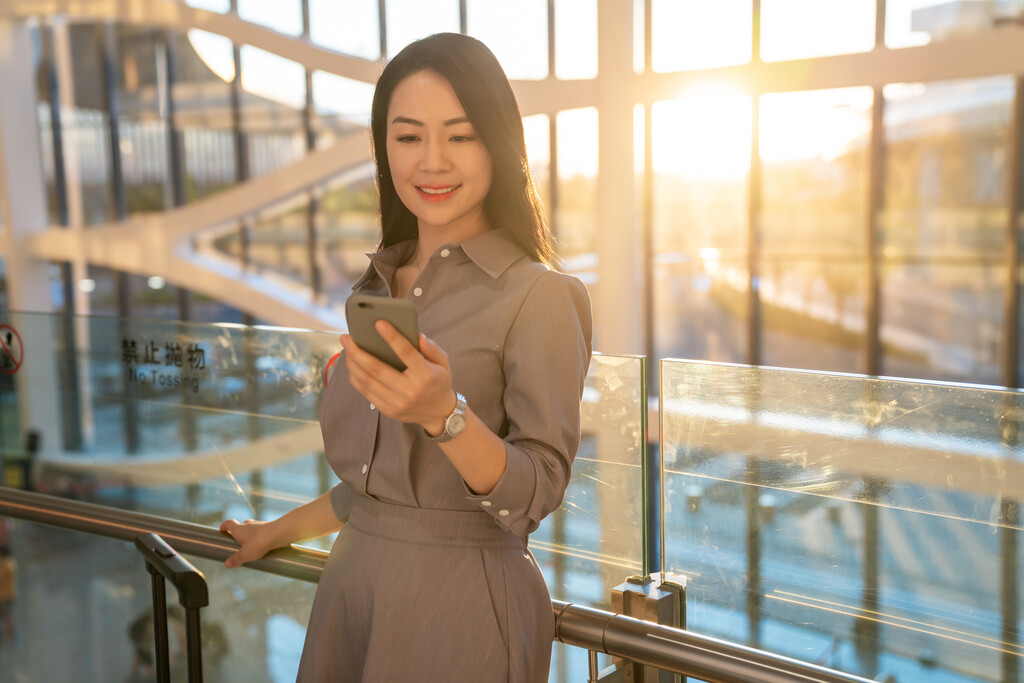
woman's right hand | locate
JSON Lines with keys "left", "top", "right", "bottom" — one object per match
{"left": 219, "top": 518, "right": 278, "bottom": 569}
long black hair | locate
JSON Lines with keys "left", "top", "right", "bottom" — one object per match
{"left": 370, "top": 33, "right": 554, "bottom": 265}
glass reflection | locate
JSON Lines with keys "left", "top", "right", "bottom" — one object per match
{"left": 311, "top": 71, "right": 374, "bottom": 148}
{"left": 652, "top": 93, "right": 750, "bottom": 365}
{"left": 385, "top": 0, "right": 460, "bottom": 58}
{"left": 248, "top": 194, "right": 313, "bottom": 292}
{"left": 880, "top": 262, "right": 1005, "bottom": 385}
{"left": 0, "top": 518, "right": 316, "bottom": 682}
{"left": 555, "top": 0, "right": 598, "bottom": 80}
{"left": 882, "top": 77, "right": 1013, "bottom": 260}
{"left": 310, "top": 0, "right": 381, "bottom": 61}
{"left": 651, "top": 0, "right": 751, "bottom": 72}
{"left": 467, "top": 0, "right": 549, "bottom": 80}
{"left": 653, "top": 257, "right": 748, "bottom": 364}
{"left": 238, "top": 46, "right": 306, "bottom": 180}
{"left": 177, "top": 31, "right": 237, "bottom": 203}
{"left": 760, "top": 259, "right": 865, "bottom": 374}
{"left": 318, "top": 166, "right": 379, "bottom": 312}
{"left": 761, "top": 0, "right": 875, "bottom": 61}
{"left": 885, "top": 0, "right": 1023, "bottom": 48}
{"left": 661, "top": 359, "right": 1024, "bottom": 681}
{"left": 555, "top": 108, "right": 598, "bottom": 277}
{"left": 760, "top": 87, "right": 872, "bottom": 256}
{"left": 117, "top": 26, "right": 172, "bottom": 216}
{"left": 238, "top": 0, "right": 303, "bottom": 37}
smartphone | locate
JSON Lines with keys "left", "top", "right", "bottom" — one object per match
{"left": 345, "top": 294, "right": 419, "bottom": 371}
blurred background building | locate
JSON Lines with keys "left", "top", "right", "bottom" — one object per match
{"left": 1, "top": 0, "right": 1021, "bottom": 392}
{"left": 1, "top": 2, "right": 1024, "bottom": 682}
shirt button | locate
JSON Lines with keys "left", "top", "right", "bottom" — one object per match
{"left": 440, "top": 248, "right": 450, "bottom": 258}
{"left": 361, "top": 464, "right": 368, "bottom": 475}
{"left": 413, "top": 287, "right": 423, "bottom": 297}
{"left": 481, "top": 501, "right": 492, "bottom": 507}
{"left": 369, "top": 402, "right": 376, "bottom": 411}
{"left": 498, "top": 509, "right": 510, "bottom": 517}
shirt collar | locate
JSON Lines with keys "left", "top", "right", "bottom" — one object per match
{"left": 353, "top": 229, "right": 528, "bottom": 290}
{"left": 460, "top": 229, "right": 528, "bottom": 279}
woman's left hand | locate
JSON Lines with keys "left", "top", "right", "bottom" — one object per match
{"left": 341, "top": 321, "right": 455, "bottom": 433}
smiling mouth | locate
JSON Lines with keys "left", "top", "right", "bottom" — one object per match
{"left": 416, "top": 184, "right": 461, "bottom": 197}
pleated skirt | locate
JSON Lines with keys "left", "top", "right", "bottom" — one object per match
{"left": 295, "top": 496, "right": 554, "bottom": 682}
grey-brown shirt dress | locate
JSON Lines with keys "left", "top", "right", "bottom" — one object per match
{"left": 297, "top": 229, "right": 594, "bottom": 682}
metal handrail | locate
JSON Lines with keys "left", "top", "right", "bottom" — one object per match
{"left": 0, "top": 488, "right": 872, "bottom": 683}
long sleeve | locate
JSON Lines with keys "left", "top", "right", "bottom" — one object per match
{"left": 463, "top": 270, "right": 593, "bottom": 537}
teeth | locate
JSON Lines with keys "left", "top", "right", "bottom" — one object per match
{"left": 419, "top": 186, "right": 458, "bottom": 195}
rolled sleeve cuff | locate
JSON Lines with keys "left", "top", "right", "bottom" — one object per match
{"left": 463, "top": 443, "right": 538, "bottom": 536}
{"left": 329, "top": 482, "right": 354, "bottom": 523}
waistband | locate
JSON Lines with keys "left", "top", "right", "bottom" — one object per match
{"left": 347, "top": 495, "right": 525, "bottom": 549}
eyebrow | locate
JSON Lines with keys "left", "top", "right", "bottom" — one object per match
{"left": 391, "top": 115, "right": 472, "bottom": 127}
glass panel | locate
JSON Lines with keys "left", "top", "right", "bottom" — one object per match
{"left": 880, "top": 262, "right": 1004, "bottom": 385}
{"left": 467, "top": 0, "right": 549, "bottom": 80}
{"left": 761, "top": 0, "right": 875, "bottom": 62}
{"left": 0, "top": 312, "right": 645, "bottom": 681}
{"left": 239, "top": 46, "right": 306, "bottom": 179}
{"left": 66, "top": 25, "right": 114, "bottom": 224}
{"left": 534, "top": 353, "right": 646, "bottom": 681}
{"left": 128, "top": 273, "right": 177, "bottom": 321}
{"left": 310, "top": 0, "right": 381, "bottom": 61}
{"left": 760, "top": 259, "right": 866, "bottom": 374}
{"left": 555, "top": 0, "right": 598, "bottom": 80}
{"left": 84, "top": 266, "right": 122, "bottom": 317}
{"left": 0, "top": 518, "right": 315, "bottom": 680}
{"left": 318, "top": 166, "right": 378, "bottom": 314}
{"left": 385, "top": 0, "right": 460, "bottom": 58}
{"left": 311, "top": 71, "right": 374, "bottom": 148}
{"left": 248, "top": 194, "right": 313, "bottom": 298}
{"left": 177, "top": 31, "right": 237, "bottom": 203}
{"left": 654, "top": 257, "right": 748, "bottom": 363}
{"left": 238, "top": 0, "right": 303, "bottom": 37}
{"left": 885, "top": 0, "right": 1024, "bottom": 49}
{"left": 651, "top": 0, "right": 752, "bottom": 72}
{"left": 555, "top": 108, "right": 598, "bottom": 276}
{"left": 652, "top": 94, "right": 750, "bottom": 364}
{"left": 185, "top": 0, "right": 230, "bottom": 11}
{"left": 761, "top": 87, "right": 873, "bottom": 256}
{"left": 652, "top": 94, "right": 751, "bottom": 253}
{"left": 187, "top": 290, "right": 246, "bottom": 324}
{"left": 882, "top": 77, "right": 1014, "bottom": 260}
{"left": 118, "top": 26, "right": 170, "bottom": 216}
{"left": 662, "top": 359, "right": 1024, "bottom": 681}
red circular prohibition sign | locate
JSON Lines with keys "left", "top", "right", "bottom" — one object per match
{"left": 0, "top": 324, "right": 24, "bottom": 375}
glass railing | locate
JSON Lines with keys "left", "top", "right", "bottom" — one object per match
{"left": 0, "top": 516, "right": 317, "bottom": 682}
{"left": 0, "top": 311, "right": 647, "bottom": 681}
{"left": 660, "top": 358, "right": 1024, "bottom": 683}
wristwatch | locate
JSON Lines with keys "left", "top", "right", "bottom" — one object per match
{"left": 429, "top": 392, "right": 467, "bottom": 443}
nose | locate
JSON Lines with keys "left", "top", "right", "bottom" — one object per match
{"left": 419, "top": 136, "right": 451, "bottom": 172}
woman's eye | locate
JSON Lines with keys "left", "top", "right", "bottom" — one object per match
{"left": 451, "top": 135, "right": 476, "bottom": 143}
{"left": 396, "top": 135, "right": 419, "bottom": 143}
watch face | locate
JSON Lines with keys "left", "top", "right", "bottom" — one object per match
{"left": 447, "top": 413, "right": 467, "bottom": 436}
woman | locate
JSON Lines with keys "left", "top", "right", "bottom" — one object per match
{"left": 220, "top": 33, "right": 592, "bottom": 682}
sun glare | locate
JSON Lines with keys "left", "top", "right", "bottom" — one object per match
{"left": 653, "top": 89, "right": 752, "bottom": 180}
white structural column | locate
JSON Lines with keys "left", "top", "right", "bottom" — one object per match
{"left": 0, "top": 18, "right": 52, "bottom": 311}
{"left": 0, "top": 18, "right": 64, "bottom": 457}
{"left": 594, "top": 0, "right": 642, "bottom": 355}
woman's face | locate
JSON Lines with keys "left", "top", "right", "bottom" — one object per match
{"left": 386, "top": 69, "right": 493, "bottom": 239}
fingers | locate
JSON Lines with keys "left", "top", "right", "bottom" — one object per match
{"left": 417, "top": 333, "right": 450, "bottom": 369}
{"left": 373, "top": 320, "right": 423, "bottom": 370}
{"left": 225, "top": 549, "right": 243, "bottom": 569}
